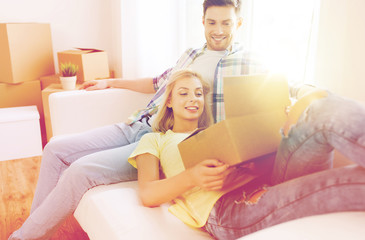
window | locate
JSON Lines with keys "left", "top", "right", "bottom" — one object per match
{"left": 185, "top": 0, "right": 320, "bottom": 85}
{"left": 241, "top": 0, "right": 320, "bottom": 85}
{"left": 121, "top": 0, "right": 319, "bottom": 85}
{"left": 121, "top": 0, "right": 186, "bottom": 78}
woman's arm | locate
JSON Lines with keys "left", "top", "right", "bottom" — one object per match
{"left": 136, "top": 153, "right": 232, "bottom": 207}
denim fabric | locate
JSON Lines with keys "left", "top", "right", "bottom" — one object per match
{"left": 10, "top": 121, "right": 152, "bottom": 240}
{"left": 205, "top": 94, "right": 365, "bottom": 240}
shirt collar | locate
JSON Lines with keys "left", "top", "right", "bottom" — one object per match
{"left": 197, "top": 42, "right": 244, "bottom": 56}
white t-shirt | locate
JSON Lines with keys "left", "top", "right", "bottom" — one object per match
{"left": 189, "top": 50, "right": 226, "bottom": 85}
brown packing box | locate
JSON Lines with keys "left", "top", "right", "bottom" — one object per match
{"left": 178, "top": 74, "right": 291, "bottom": 169}
{"left": 57, "top": 48, "right": 110, "bottom": 83}
{"left": 41, "top": 83, "right": 81, "bottom": 141}
{"left": 40, "top": 74, "right": 61, "bottom": 89}
{"left": 0, "top": 23, "right": 55, "bottom": 83}
{"left": 0, "top": 80, "right": 47, "bottom": 147}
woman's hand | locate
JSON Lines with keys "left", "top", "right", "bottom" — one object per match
{"left": 79, "top": 79, "right": 109, "bottom": 91}
{"left": 188, "top": 159, "right": 234, "bottom": 191}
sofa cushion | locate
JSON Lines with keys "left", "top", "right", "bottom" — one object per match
{"left": 74, "top": 181, "right": 365, "bottom": 240}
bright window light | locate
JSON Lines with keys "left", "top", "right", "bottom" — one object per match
{"left": 242, "top": 0, "right": 320, "bottom": 85}
{"left": 122, "top": 0, "right": 319, "bottom": 85}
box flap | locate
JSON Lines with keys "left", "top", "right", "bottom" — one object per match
{"left": 59, "top": 48, "right": 104, "bottom": 55}
{"left": 227, "top": 110, "right": 286, "bottom": 163}
{"left": 75, "top": 48, "right": 104, "bottom": 53}
{"left": 223, "top": 74, "right": 291, "bottom": 118}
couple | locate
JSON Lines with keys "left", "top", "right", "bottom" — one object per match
{"left": 10, "top": 0, "right": 365, "bottom": 239}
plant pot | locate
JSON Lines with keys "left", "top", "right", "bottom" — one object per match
{"left": 60, "top": 76, "right": 77, "bottom": 90}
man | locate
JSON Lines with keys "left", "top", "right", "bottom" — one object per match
{"left": 10, "top": 0, "right": 267, "bottom": 239}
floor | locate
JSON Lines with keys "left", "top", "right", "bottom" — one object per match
{"left": 0, "top": 156, "right": 89, "bottom": 240}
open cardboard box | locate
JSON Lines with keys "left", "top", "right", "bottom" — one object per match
{"left": 178, "top": 74, "right": 291, "bottom": 169}
{"left": 57, "top": 48, "right": 110, "bottom": 83}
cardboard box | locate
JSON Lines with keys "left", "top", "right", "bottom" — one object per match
{"left": 0, "top": 23, "right": 55, "bottom": 83}
{"left": 178, "top": 74, "right": 291, "bottom": 169}
{"left": 57, "top": 48, "right": 110, "bottom": 83}
{"left": 41, "top": 83, "right": 80, "bottom": 141}
{"left": 39, "top": 74, "right": 61, "bottom": 89}
{"left": 0, "top": 80, "right": 46, "bottom": 147}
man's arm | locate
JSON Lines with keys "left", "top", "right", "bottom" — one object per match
{"left": 80, "top": 77, "right": 155, "bottom": 94}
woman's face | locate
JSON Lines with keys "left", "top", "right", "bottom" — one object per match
{"left": 168, "top": 76, "right": 205, "bottom": 125}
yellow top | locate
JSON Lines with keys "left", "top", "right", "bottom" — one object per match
{"left": 127, "top": 89, "right": 329, "bottom": 227}
{"left": 128, "top": 130, "right": 227, "bottom": 228}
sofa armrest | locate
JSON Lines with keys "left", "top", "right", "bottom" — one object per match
{"left": 74, "top": 181, "right": 213, "bottom": 240}
{"left": 49, "top": 88, "right": 154, "bottom": 137}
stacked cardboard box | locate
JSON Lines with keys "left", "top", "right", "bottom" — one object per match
{"left": 0, "top": 23, "right": 56, "bottom": 147}
{"left": 41, "top": 83, "right": 82, "bottom": 141}
{"left": 1, "top": 23, "right": 111, "bottom": 148}
{"left": 39, "top": 74, "right": 61, "bottom": 90}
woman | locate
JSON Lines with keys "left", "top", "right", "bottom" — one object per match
{"left": 128, "top": 69, "right": 365, "bottom": 240}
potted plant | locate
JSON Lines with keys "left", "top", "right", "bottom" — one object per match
{"left": 59, "top": 62, "right": 79, "bottom": 90}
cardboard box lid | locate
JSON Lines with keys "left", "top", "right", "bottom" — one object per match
{"left": 59, "top": 48, "right": 105, "bottom": 55}
{"left": 76, "top": 48, "right": 104, "bottom": 53}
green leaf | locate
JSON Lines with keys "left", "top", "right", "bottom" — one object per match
{"left": 60, "top": 62, "right": 79, "bottom": 77}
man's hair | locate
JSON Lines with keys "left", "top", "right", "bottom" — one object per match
{"left": 203, "top": 0, "right": 241, "bottom": 16}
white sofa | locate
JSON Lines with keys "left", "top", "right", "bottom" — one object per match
{"left": 49, "top": 89, "right": 365, "bottom": 240}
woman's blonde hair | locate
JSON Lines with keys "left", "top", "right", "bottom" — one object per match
{"left": 152, "top": 69, "right": 213, "bottom": 133}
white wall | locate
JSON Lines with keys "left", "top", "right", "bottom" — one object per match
{"left": 1, "top": 0, "right": 365, "bottom": 102}
{"left": 120, "top": 0, "right": 186, "bottom": 79}
{"left": 314, "top": 0, "right": 365, "bottom": 103}
{"left": 0, "top": 0, "right": 122, "bottom": 77}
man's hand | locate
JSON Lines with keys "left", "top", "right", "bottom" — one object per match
{"left": 79, "top": 79, "right": 109, "bottom": 91}
{"left": 188, "top": 159, "right": 234, "bottom": 191}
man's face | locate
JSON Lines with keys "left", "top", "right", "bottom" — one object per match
{"left": 203, "top": 6, "right": 242, "bottom": 51}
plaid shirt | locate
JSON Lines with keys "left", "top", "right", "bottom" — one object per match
{"left": 127, "top": 43, "right": 267, "bottom": 124}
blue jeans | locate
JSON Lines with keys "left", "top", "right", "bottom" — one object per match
{"left": 204, "top": 94, "right": 365, "bottom": 240}
{"left": 9, "top": 120, "right": 151, "bottom": 240}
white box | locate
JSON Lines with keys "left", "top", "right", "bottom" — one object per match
{"left": 0, "top": 106, "right": 42, "bottom": 161}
